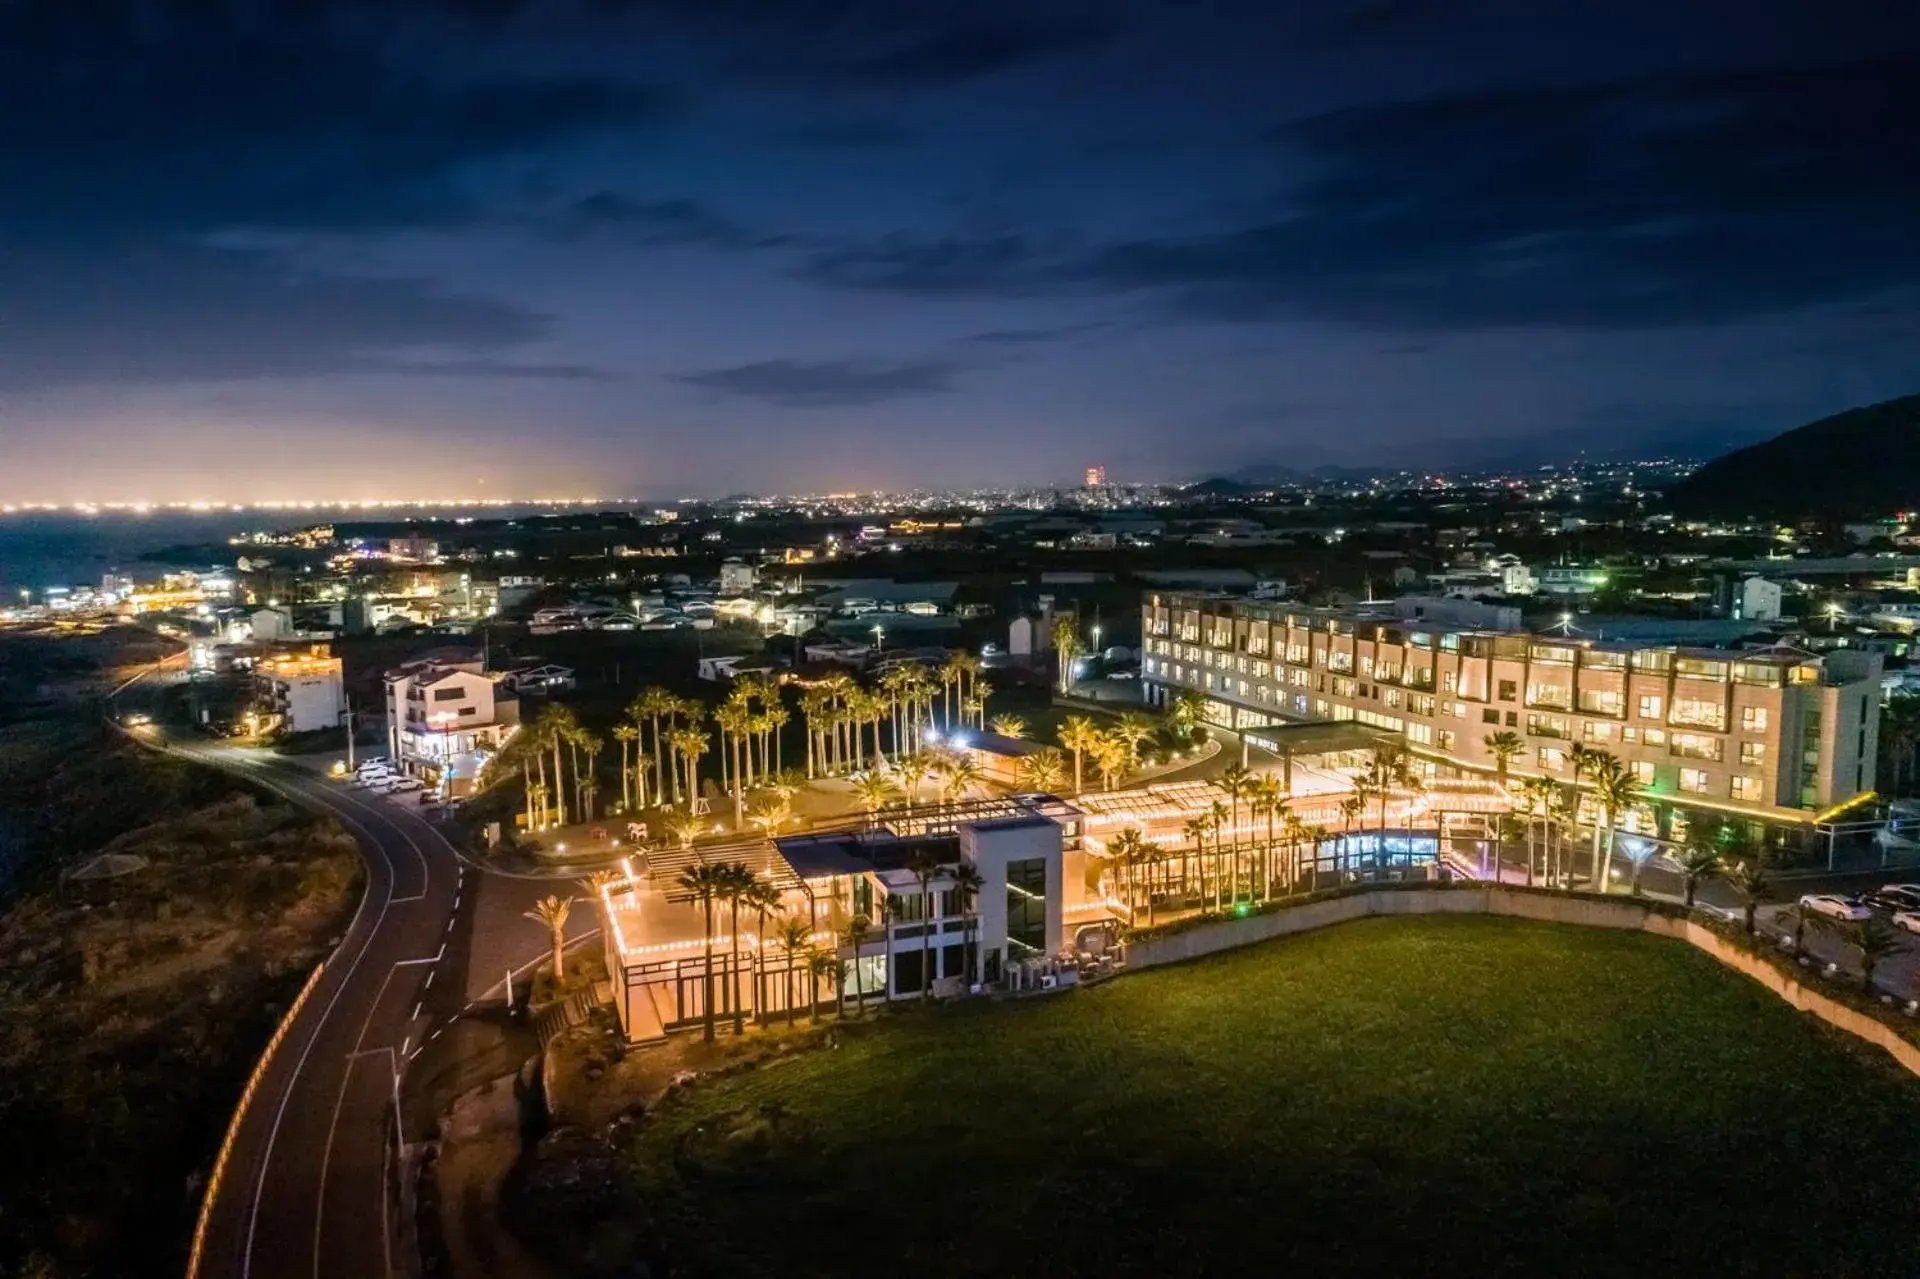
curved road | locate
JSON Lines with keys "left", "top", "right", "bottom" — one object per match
{"left": 116, "top": 669, "right": 596, "bottom": 1279}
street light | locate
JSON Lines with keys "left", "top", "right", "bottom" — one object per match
{"left": 872, "top": 623, "right": 885, "bottom": 651}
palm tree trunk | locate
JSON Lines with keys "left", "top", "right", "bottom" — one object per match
{"left": 728, "top": 898, "right": 745, "bottom": 1035}
{"left": 701, "top": 896, "right": 716, "bottom": 1043}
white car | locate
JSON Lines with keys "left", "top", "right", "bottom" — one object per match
{"left": 386, "top": 778, "right": 424, "bottom": 793}
{"left": 1799, "top": 893, "right": 1872, "bottom": 923}
{"left": 1881, "top": 883, "right": 1920, "bottom": 899}
{"left": 1893, "top": 911, "right": 1920, "bottom": 936}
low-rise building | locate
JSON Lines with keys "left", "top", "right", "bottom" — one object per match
{"left": 254, "top": 647, "right": 345, "bottom": 734}
{"left": 383, "top": 652, "right": 520, "bottom": 795}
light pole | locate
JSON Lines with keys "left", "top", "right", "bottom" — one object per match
{"left": 430, "top": 711, "right": 457, "bottom": 798}
{"left": 872, "top": 623, "right": 885, "bottom": 652}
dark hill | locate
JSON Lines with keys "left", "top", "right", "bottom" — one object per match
{"left": 1665, "top": 394, "right": 1920, "bottom": 518}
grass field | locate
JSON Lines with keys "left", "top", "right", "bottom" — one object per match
{"left": 628, "top": 915, "right": 1920, "bottom": 1277}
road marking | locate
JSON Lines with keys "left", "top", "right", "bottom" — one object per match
{"left": 423, "top": 970, "right": 435, "bottom": 990}
{"left": 474, "top": 927, "right": 603, "bottom": 1003}
{"left": 410, "top": 1001, "right": 423, "bottom": 1021}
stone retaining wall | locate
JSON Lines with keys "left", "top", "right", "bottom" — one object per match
{"left": 1124, "top": 888, "right": 1920, "bottom": 1078}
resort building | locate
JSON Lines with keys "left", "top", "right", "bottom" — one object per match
{"left": 1141, "top": 593, "right": 1882, "bottom": 847}
{"left": 597, "top": 796, "right": 1108, "bottom": 1042}
{"left": 382, "top": 652, "right": 521, "bottom": 796}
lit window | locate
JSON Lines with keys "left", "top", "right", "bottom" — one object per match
{"left": 1679, "top": 768, "right": 1709, "bottom": 794}
{"left": 1638, "top": 694, "right": 1663, "bottom": 720}
{"left": 1731, "top": 776, "right": 1762, "bottom": 801}
{"left": 1631, "top": 761, "right": 1655, "bottom": 785}
{"left": 1539, "top": 747, "right": 1567, "bottom": 771}
{"left": 1740, "top": 741, "right": 1765, "bottom": 766}
{"left": 1741, "top": 706, "right": 1770, "bottom": 732}
{"left": 1407, "top": 723, "right": 1434, "bottom": 745}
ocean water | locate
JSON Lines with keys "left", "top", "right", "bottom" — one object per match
{"left": 0, "top": 513, "right": 257, "bottom": 596}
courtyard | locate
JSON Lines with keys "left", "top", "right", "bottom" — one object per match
{"left": 624, "top": 915, "right": 1920, "bottom": 1277}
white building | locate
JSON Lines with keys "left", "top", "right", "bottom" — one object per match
{"left": 718, "top": 558, "right": 757, "bottom": 595}
{"left": 383, "top": 653, "right": 520, "bottom": 796}
{"left": 1737, "top": 576, "right": 1784, "bottom": 622}
{"left": 254, "top": 649, "right": 345, "bottom": 734}
{"left": 251, "top": 606, "right": 295, "bottom": 641}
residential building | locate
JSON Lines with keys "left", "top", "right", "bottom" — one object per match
{"left": 1737, "top": 576, "right": 1784, "bottom": 622}
{"left": 1536, "top": 565, "right": 1611, "bottom": 597}
{"left": 718, "top": 558, "right": 757, "bottom": 595}
{"left": 1141, "top": 593, "right": 1881, "bottom": 844}
{"left": 382, "top": 652, "right": 520, "bottom": 795}
{"left": 254, "top": 647, "right": 345, "bottom": 734}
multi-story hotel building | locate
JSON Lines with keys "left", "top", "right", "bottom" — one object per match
{"left": 1141, "top": 593, "right": 1882, "bottom": 845}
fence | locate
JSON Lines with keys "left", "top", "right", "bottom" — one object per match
{"left": 184, "top": 959, "right": 328, "bottom": 1279}
{"left": 1122, "top": 885, "right": 1920, "bottom": 1080}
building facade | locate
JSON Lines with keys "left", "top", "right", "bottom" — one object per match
{"left": 254, "top": 649, "right": 345, "bottom": 734}
{"left": 1141, "top": 593, "right": 1881, "bottom": 841}
{"left": 382, "top": 654, "right": 520, "bottom": 795}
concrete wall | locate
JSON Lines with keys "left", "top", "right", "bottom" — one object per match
{"left": 1124, "top": 888, "right": 1920, "bottom": 1079}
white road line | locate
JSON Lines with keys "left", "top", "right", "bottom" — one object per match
{"left": 410, "top": 1001, "right": 422, "bottom": 1021}
{"left": 423, "top": 970, "right": 435, "bottom": 990}
{"left": 474, "top": 927, "right": 604, "bottom": 1002}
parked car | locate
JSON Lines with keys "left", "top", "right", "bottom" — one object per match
{"left": 1894, "top": 911, "right": 1920, "bottom": 936}
{"left": 1866, "top": 887, "right": 1920, "bottom": 912}
{"left": 387, "top": 778, "right": 424, "bottom": 793}
{"left": 1799, "top": 893, "right": 1872, "bottom": 923}
{"left": 1880, "top": 882, "right": 1920, "bottom": 899}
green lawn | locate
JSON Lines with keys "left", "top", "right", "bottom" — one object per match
{"left": 628, "top": 916, "right": 1920, "bottom": 1277}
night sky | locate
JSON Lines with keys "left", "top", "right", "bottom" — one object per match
{"left": 4, "top": 1, "right": 1918, "bottom": 501}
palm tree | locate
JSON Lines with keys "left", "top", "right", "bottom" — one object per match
{"left": 1052, "top": 615, "right": 1083, "bottom": 692}
{"left": 535, "top": 703, "right": 580, "bottom": 824}
{"left": 949, "top": 861, "right": 985, "bottom": 986}
{"left": 907, "top": 844, "right": 943, "bottom": 998}
{"left": 1108, "top": 826, "right": 1145, "bottom": 920}
{"left": 937, "top": 751, "right": 982, "bottom": 807}
{"left": 1675, "top": 834, "right": 1720, "bottom": 909}
{"left": 1090, "top": 734, "right": 1127, "bottom": 791}
{"left": 666, "top": 808, "right": 706, "bottom": 850}
{"left": 678, "top": 864, "right": 726, "bottom": 1041}
{"left": 739, "top": 876, "right": 782, "bottom": 1025}
{"left": 1719, "top": 854, "right": 1770, "bottom": 934}
{"left": 1483, "top": 730, "right": 1524, "bottom": 788}
{"left": 1853, "top": 916, "right": 1905, "bottom": 992}
{"left": 808, "top": 950, "right": 844, "bottom": 1021}
{"left": 1168, "top": 689, "right": 1206, "bottom": 742}
{"left": 1219, "top": 763, "right": 1252, "bottom": 893}
{"left": 1014, "top": 746, "right": 1068, "bottom": 793}
{"left": 1112, "top": 711, "right": 1157, "bottom": 771}
{"left": 632, "top": 686, "right": 675, "bottom": 804}
{"left": 1881, "top": 693, "right": 1920, "bottom": 795}
{"left": 715, "top": 862, "right": 754, "bottom": 1034}
{"left": 523, "top": 894, "right": 572, "bottom": 982}
{"left": 1137, "top": 838, "right": 1167, "bottom": 924}
{"left": 838, "top": 911, "right": 871, "bottom": 1014}
{"left": 848, "top": 769, "right": 900, "bottom": 822}
{"left": 670, "top": 725, "right": 709, "bottom": 811}
{"left": 897, "top": 749, "right": 936, "bottom": 808}
{"left": 989, "top": 713, "right": 1029, "bottom": 739}
{"left": 775, "top": 917, "right": 811, "bottom": 1025}
{"left": 1519, "top": 776, "right": 1560, "bottom": 887}
{"left": 612, "top": 723, "right": 639, "bottom": 810}
{"left": 1248, "top": 775, "right": 1288, "bottom": 898}
{"left": 1589, "top": 755, "right": 1640, "bottom": 893}
{"left": 1059, "top": 715, "right": 1101, "bottom": 794}
{"left": 1182, "top": 815, "right": 1210, "bottom": 908}
{"left": 1338, "top": 791, "right": 1366, "bottom": 882}
{"left": 746, "top": 792, "right": 793, "bottom": 838}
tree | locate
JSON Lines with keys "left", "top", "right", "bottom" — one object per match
{"left": 1059, "top": 716, "right": 1101, "bottom": 794}
{"left": 1090, "top": 734, "right": 1127, "bottom": 791}
{"left": 666, "top": 808, "right": 706, "bottom": 850}
{"left": 838, "top": 911, "right": 871, "bottom": 1014}
{"left": 907, "top": 844, "right": 944, "bottom": 998}
{"left": 1681, "top": 837, "right": 1728, "bottom": 906}
{"left": 1852, "top": 916, "right": 1905, "bottom": 992}
{"left": 1168, "top": 689, "right": 1206, "bottom": 742}
{"left": 1589, "top": 755, "right": 1641, "bottom": 893}
{"left": 715, "top": 862, "right": 754, "bottom": 1034}
{"left": 523, "top": 895, "right": 572, "bottom": 982}
{"left": 1112, "top": 711, "right": 1157, "bottom": 771}
{"left": 1719, "top": 854, "right": 1770, "bottom": 934}
{"left": 949, "top": 861, "right": 985, "bottom": 986}
{"left": 678, "top": 866, "right": 727, "bottom": 1041}
{"left": 1483, "top": 731, "right": 1524, "bottom": 787}
{"left": 989, "top": 714, "right": 1029, "bottom": 739}
{"left": 897, "top": 750, "right": 936, "bottom": 807}
{"left": 535, "top": 703, "right": 580, "bottom": 824}
{"left": 1248, "top": 775, "right": 1288, "bottom": 898}
{"left": 849, "top": 769, "right": 900, "bottom": 820}
{"left": 776, "top": 917, "right": 812, "bottom": 1026}
{"left": 1052, "top": 615, "right": 1084, "bottom": 692}
{"left": 612, "top": 723, "right": 639, "bottom": 810}
{"left": 746, "top": 792, "right": 793, "bottom": 838}
{"left": 1109, "top": 826, "right": 1144, "bottom": 921}
{"left": 937, "top": 751, "right": 982, "bottom": 807}
{"left": 1218, "top": 762, "right": 1252, "bottom": 898}
{"left": 1014, "top": 746, "right": 1068, "bottom": 793}
{"left": 633, "top": 686, "right": 676, "bottom": 804}
{"left": 740, "top": 876, "right": 783, "bottom": 1025}
{"left": 1520, "top": 776, "right": 1561, "bottom": 887}
{"left": 808, "top": 950, "right": 844, "bottom": 1021}
{"left": 1883, "top": 693, "right": 1920, "bottom": 795}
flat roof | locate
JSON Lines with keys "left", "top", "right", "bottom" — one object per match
{"left": 969, "top": 815, "right": 1058, "bottom": 833}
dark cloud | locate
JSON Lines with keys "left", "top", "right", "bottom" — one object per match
{"left": 846, "top": 16, "right": 1117, "bottom": 85}
{"left": 795, "top": 54, "right": 1920, "bottom": 331}
{"left": 955, "top": 322, "right": 1113, "bottom": 346}
{"left": 674, "top": 358, "right": 963, "bottom": 406}
{"left": 0, "top": 242, "right": 584, "bottom": 392}
{"left": 557, "top": 193, "right": 787, "bottom": 249}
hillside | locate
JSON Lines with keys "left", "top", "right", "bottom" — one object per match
{"left": 1666, "top": 394, "right": 1920, "bottom": 518}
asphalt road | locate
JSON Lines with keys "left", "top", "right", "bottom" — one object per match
{"left": 113, "top": 670, "right": 597, "bottom": 1279}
